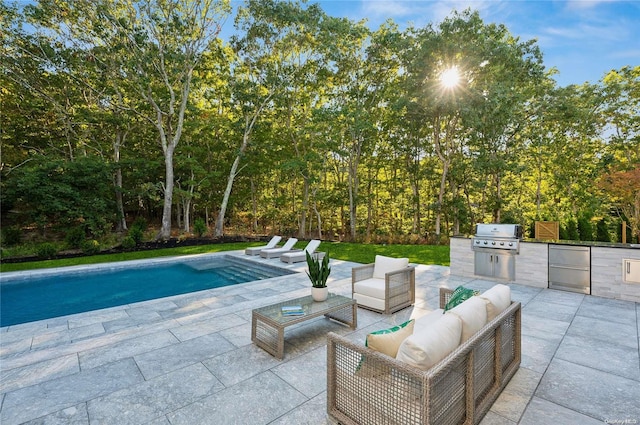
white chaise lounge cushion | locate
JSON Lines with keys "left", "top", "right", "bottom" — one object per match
{"left": 396, "top": 313, "right": 462, "bottom": 370}
{"left": 480, "top": 284, "right": 511, "bottom": 321}
{"left": 446, "top": 296, "right": 489, "bottom": 343}
{"left": 373, "top": 255, "right": 409, "bottom": 279}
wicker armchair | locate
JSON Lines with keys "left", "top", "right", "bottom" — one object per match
{"left": 327, "top": 287, "right": 522, "bottom": 425}
{"left": 352, "top": 259, "right": 416, "bottom": 314}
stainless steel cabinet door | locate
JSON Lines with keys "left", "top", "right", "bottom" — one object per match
{"left": 474, "top": 251, "right": 494, "bottom": 277}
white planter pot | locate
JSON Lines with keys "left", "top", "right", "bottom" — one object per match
{"left": 311, "top": 287, "right": 328, "bottom": 302}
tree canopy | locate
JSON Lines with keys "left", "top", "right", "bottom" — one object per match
{"left": 1, "top": 1, "right": 639, "bottom": 245}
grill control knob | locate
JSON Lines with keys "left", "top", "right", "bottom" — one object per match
{"left": 508, "top": 242, "right": 513, "bottom": 246}
{"left": 483, "top": 241, "right": 488, "bottom": 245}
{"left": 500, "top": 242, "right": 504, "bottom": 246}
{"left": 491, "top": 241, "right": 496, "bottom": 245}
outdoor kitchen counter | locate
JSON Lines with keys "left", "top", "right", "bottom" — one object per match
{"left": 450, "top": 236, "right": 640, "bottom": 303}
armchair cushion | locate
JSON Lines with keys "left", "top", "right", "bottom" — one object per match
{"left": 366, "top": 319, "right": 415, "bottom": 358}
{"left": 480, "top": 284, "right": 511, "bottom": 321}
{"left": 396, "top": 313, "right": 462, "bottom": 370}
{"left": 373, "top": 255, "right": 409, "bottom": 279}
{"left": 446, "top": 296, "right": 489, "bottom": 343}
{"left": 353, "top": 278, "right": 386, "bottom": 299}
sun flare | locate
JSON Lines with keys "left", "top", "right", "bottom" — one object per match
{"left": 440, "top": 67, "right": 460, "bottom": 89}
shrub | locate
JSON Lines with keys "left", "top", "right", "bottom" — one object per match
{"left": 81, "top": 239, "right": 101, "bottom": 255}
{"left": 1, "top": 226, "right": 22, "bottom": 246}
{"left": 577, "top": 215, "right": 594, "bottom": 241}
{"left": 36, "top": 243, "right": 58, "bottom": 259}
{"left": 65, "top": 227, "right": 86, "bottom": 249}
{"left": 121, "top": 236, "right": 136, "bottom": 250}
{"left": 132, "top": 217, "right": 148, "bottom": 231}
{"left": 565, "top": 219, "right": 579, "bottom": 240}
{"left": 193, "top": 218, "right": 207, "bottom": 237}
{"left": 596, "top": 218, "right": 611, "bottom": 242}
{"left": 129, "top": 225, "right": 144, "bottom": 244}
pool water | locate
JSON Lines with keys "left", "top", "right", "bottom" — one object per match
{"left": 0, "top": 255, "right": 294, "bottom": 327}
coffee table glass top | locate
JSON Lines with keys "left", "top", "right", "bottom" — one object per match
{"left": 252, "top": 293, "right": 354, "bottom": 325}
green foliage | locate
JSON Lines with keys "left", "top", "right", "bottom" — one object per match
{"left": 193, "top": 218, "right": 207, "bottom": 237}
{"left": 81, "top": 240, "right": 100, "bottom": 255}
{"left": 128, "top": 225, "right": 144, "bottom": 245}
{"left": 2, "top": 0, "right": 636, "bottom": 243}
{"left": 121, "top": 237, "right": 136, "bottom": 250}
{"left": 3, "top": 157, "right": 115, "bottom": 232}
{"left": 305, "top": 251, "right": 331, "bottom": 288}
{"left": 596, "top": 218, "right": 611, "bottom": 242}
{"left": 565, "top": 219, "right": 579, "bottom": 241}
{"left": 1, "top": 226, "right": 22, "bottom": 246}
{"left": 36, "top": 243, "right": 58, "bottom": 259}
{"left": 132, "top": 217, "right": 148, "bottom": 232}
{"left": 577, "top": 215, "right": 594, "bottom": 241}
{"left": 65, "top": 227, "right": 86, "bottom": 249}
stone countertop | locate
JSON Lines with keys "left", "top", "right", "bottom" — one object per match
{"left": 451, "top": 235, "right": 639, "bottom": 249}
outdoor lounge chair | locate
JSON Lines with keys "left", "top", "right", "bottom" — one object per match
{"left": 279, "top": 239, "right": 324, "bottom": 264}
{"left": 260, "top": 238, "right": 299, "bottom": 259}
{"left": 244, "top": 236, "right": 282, "bottom": 256}
{"left": 352, "top": 255, "right": 416, "bottom": 314}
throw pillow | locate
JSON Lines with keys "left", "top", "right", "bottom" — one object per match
{"left": 443, "top": 285, "right": 479, "bottom": 312}
{"left": 366, "top": 319, "right": 415, "bottom": 358}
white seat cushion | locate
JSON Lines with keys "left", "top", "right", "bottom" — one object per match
{"left": 354, "top": 278, "right": 386, "bottom": 299}
{"left": 354, "top": 293, "right": 386, "bottom": 312}
{"left": 373, "top": 255, "right": 409, "bottom": 279}
{"left": 396, "top": 313, "right": 462, "bottom": 370}
{"left": 480, "top": 284, "right": 511, "bottom": 321}
{"left": 446, "top": 296, "right": 489, "bottom": 343}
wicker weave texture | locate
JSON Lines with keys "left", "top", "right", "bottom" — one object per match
{"left": 327, "top": 287, "right": 522, "bottom": 425}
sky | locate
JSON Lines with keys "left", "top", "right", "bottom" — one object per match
{"left": 312, "top": 0, "right": 640, "bottom": 87}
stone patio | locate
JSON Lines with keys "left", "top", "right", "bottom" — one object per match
{"left": 1, "top": 251, "right": 639, "bottom": 424}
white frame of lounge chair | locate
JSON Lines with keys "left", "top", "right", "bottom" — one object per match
{"left": 260, "top": 238, "right": 299, "bottom": 259}
{"left": 245, "top": 236, "right": 282, "bottom": 256}
{"left": 279, "top": 239, "right": 322, "bottom": 264}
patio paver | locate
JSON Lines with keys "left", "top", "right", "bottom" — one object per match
{"left": 1, "top": 251, "right": 639, "bottom": 424}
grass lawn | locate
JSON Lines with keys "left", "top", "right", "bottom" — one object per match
{"left": 0, "top": 241, "right": 450, "bottom": 273}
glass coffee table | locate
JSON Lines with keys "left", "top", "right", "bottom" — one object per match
{"left": 251, "top": 293, "right": 357, "bottom": 359}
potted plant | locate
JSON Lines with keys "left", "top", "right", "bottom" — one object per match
{"left": 306, "top": 251, "right": 331, "bottom": 301}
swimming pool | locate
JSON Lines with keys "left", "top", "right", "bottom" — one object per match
{"left": 0, "top": 255, "right": 295, "bottom": 327}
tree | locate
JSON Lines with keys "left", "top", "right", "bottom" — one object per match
{"left": 599, "top": 167, "right": 640, "bottom": 243}
{"left": 23, "top": 0, "right": 231, "bottom": 239}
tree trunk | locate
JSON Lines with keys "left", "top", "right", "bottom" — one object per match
{"left": 216, "top": 153, "right": 241, "bottom": 237}
{"left": 157, "top": 144, "right": 175, "bottom": 240}
{"left": 251, "top": 179, "right": 258, "bottom": 233}
{"left": 113, "top": 130, "right": 127, "bottom": 232}
{"left": 299, "top": 176, "right": 309, "bottom": 238}
{"left": 435, "top": 160, "right": 448, "bottom": 237}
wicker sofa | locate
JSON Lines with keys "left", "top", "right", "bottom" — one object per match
{"left": 327, "top": 286, "right": 522, "bottom": 425}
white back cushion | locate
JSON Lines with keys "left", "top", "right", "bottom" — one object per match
{"left": 480, "top": 284, "right": 511, "bottom": 321}
{"left": 373, "top": 255, "right": 409, "bottom": 279}
{"left": 446, "top": 296, "right": 488, "bottom": 343}
{"left": 396, "top": 313, "right": 462, "bottom": 370}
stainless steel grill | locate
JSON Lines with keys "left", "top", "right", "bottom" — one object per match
{"left": 472, "top": 223, "right": 523, "bottom": 253}
{"left": 472, "top": 223, "right": 523, "bottom": 281}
